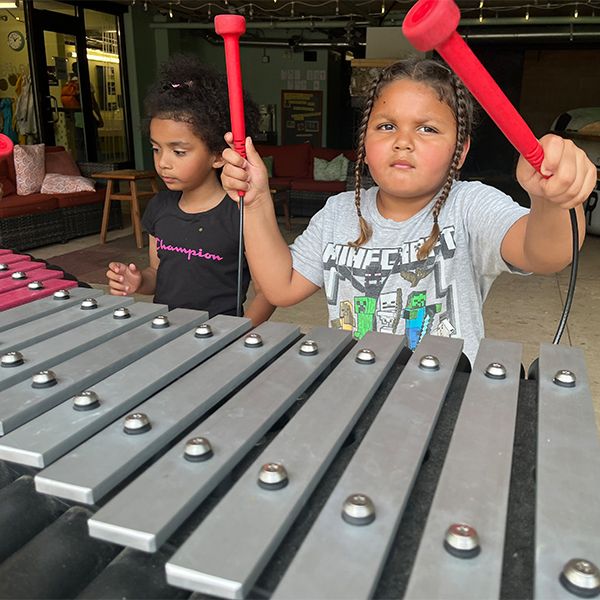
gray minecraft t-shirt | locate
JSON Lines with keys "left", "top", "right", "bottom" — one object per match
{"left": 290, "top": 180, "right": 529, "bottom": 363}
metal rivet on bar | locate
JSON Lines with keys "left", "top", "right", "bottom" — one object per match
{"left": 0, "top": 263, "right": 8, "bottom": 271}
{"left": 184, "top": 437, "right": 213, "bottom": 462}
{"left": 560, "top": 559, "right": 600, "bottom": 598}
{"left": 53, "top": 289, "right": 70, "bottom": 300}
{"left": 1, "top": 351, "right": 24, "bottom": 367}
{"left": 299, "top": 340, "right": 319, "bottom": 356}
{"left": 123, "top": 413, "right": 151, "bottom": 435}
{"left": 81, "top": 298, "right": 98, "bottom": 310}
{"left": 356, "top": 348, "right": 376, "bottom": 364}
{"left": 419, "top": 354, "right": 440, "bottom": 371}
{"left": 485, "top": 362, "right": 507, "bottom": 379}
{"left": 444, "top": 523, "right": 481, "bottom": 558}
{"left": 72, "top": 390, "right": 100, "bottom": 411}
{"left": 27, "top": 281, "right": 44, "bottom": 290}
{"left": 342, "top": 494, "right": 376, "bottom": 526}
{"left": 244, "top": 333, "right": 263, "bottom": 348}
{"left": 258, "top": 463, "right": 289, "bottom": 490}
{"left": 113, "top": 307, "right": 131, "bottom": 319}
{"left": 151, "top": 315, "right": 170, "bottom": 329}
{"left": 194, "top": 324, "right": 213, "bottom": 338}
{"left": 553, "top": 369, "right": 576, "bottom": 388}
{"left": 11, "top": 271, "right": 27, "bottom": 280}
{"left": 31, "top": 370, "right": 57, "bottom": 389}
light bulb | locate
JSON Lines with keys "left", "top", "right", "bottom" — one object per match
{"left": 169, "top": 4, "right": 173, "bottom": 18}
{"left": 479, "top": 0, "right": 484, "bottom": 8}
{"left": 381, "top": 0, "right": 385, "bottom": 14}
{"left": 574, "top": 4, "right": 578, "bottom": 17}
{"left": 479, "top": 8, "right": 483, "bottom": 22}
{"left": 525, "top": 7, "right": 529, "bottom": 20}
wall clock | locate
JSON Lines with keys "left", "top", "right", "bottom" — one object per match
{"left": 8, "top": 30, "right": 25, "bottom": 52}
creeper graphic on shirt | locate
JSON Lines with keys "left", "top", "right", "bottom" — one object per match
{"left": 354, "top": 296, "right": 377, "bottom": 339}
{"left": 402, "top": 290, "right": 442, "bottom": 350}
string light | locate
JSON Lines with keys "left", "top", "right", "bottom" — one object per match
{"left": 169, "top": 2, "right": 173, "bottom": 18}
{"left": 335, "top": 0, "right": 339, "bottom": 16}
{"left": 574, "top": 3, "right": 578, "bottom": 17}
{"left": 381, "top": 0, "right": 385, "bottom": 14}
{"left": 143, "top": 0, "right": 148, "bottom": 10}
{"left": 525, "top": 5, "right": 529, "bottom": 19}
{"left": 208, "top": 2, "right": 211, "bottom": 18}
{"left": 291, "top": 1, "right": 294, "bottom": 16}
{"left": 479, "top": 8, "right": 483, "bottom": 22}
{"left": 479, "top": 0, "right": 484, "bottom": 8}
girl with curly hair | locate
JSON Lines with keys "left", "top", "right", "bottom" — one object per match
{"left": 106, "top": 55, "right": 274, "bottom": 324}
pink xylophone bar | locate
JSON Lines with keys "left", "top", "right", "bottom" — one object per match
{"left": 0, "top": 279, "right": 77, "bottom": 311}
{"left": 0, "top": 261, "right": 45, "bottom": 280}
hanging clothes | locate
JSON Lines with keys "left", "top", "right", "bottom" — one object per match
{"left": 14, "top": 73, "right": 37, "bottom": 141}
{"left": 0, "top": 98, "right": 18, "bottom": 143}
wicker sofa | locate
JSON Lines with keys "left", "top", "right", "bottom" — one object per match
{"left": 256, "top": 143, "right": 356, "bottom": 217}
{"left": 0, "top": 146, "right": 121, "bottom": 252}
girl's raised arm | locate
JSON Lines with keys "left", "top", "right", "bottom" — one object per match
{"left": 221, "top": 134, "right": 320, "bottom": 306}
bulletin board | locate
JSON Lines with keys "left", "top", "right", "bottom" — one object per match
{"left": 281, "top": 90, "right": 323, "bottom": 146}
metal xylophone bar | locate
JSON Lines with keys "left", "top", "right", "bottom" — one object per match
{"left": 0, "top": 294, "right": 597, "bottom": 598}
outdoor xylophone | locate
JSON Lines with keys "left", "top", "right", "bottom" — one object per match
{"left": 0, "top": 294, "right": 597, "bottom": 599}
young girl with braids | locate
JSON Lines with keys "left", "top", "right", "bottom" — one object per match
{"left": 106, "top": 55, "right": 274, "bottom": 325}
{"left": 221, "top": 58, "right": 595, "bottom": 361}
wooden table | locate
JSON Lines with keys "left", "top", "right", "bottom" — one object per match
{"left": 92, "top": 170, "right": 159, "bottom": 249}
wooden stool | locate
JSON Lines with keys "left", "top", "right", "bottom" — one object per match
{"left": 92, "top": 169, "right": 159, "bottom": 249}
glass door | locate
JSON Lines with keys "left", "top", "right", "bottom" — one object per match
{"left": 30, "top": 7, "right": 99, "bottom": 161}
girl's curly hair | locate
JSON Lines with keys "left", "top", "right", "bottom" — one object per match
{"left": 144, "top": 54, "right": 259, "bottom": 154}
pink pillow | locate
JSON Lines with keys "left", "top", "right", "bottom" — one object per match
{"left": 41, "top": 173, "right": 95, "bottom": 194}
{"left": 45, "top": 151, "right": 81, "bottom": 176}
{"left": 14, "top": 144, "right": 46, "bottom": 195}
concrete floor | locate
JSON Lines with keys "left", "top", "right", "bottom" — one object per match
{"left": 35, "top": 220, "right": 600, "bottom": 428}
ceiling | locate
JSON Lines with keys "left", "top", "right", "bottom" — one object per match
{"left": 131, "top": 0, "right": 600, "bottom": 23}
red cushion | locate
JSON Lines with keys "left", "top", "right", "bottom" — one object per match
{"left": 0, "top": 193, "right": 59, "bottom": 218}
{"left": 290, "top": 179, "right": 346, "bottom": 193}
{"left": 0, "top": 157, "right": 16, "bottom": 197}
{"left": 256, "top": 143, "right": 311, "bottom": 178}
{"left": 56, "top": 189, "right": 105, "bottom": 208}
{"left": 45, "top": 151, "right": 81, "bottom": 176}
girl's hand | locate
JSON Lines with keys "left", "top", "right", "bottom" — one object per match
{"left": 517, "top": 134, "right": 597, "bottom": 210}
{"left": 106, "top": 262, "right": 143, "bottom": 296}
{"left": 221, "top": 133, "right": 272, "bottom": 208}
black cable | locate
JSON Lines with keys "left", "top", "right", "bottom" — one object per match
{"left": 552, "top": 207, "right": 579, "bottom": 344}
{"left": 236, "top": 195, "right": 244, "bottom": 317}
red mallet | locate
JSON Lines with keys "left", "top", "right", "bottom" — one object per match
{"left": 215, "top": 14, "right": 248, "bottom": 317}
{"left": 402, "top": 0, "right": 544, "bottom": 173}
{"left": 215, "top": 14, "right": 247, "bottom": 170}
{"left": 0, "top": 134, "right": 14, "bottom": 159}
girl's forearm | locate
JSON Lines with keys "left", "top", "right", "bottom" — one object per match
{"left": 523, "top": 199, "right": 586, "bottom": 273}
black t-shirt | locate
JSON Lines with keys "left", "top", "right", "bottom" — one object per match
{"left": 141, "top": 191, "right": 250, "bottom": 317}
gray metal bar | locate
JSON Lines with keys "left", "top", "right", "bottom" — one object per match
{"left": 0, "top": 301, "right": 166, "bottom": 391}
{"left": 0, "top": 314, "right": 249, "bottom": 468}
{"left": 273, "top": 335, "right": 463, "bottom": 600}
{"left": 87, "top": 327, "right": 351, "bottom": 552}
{"left": 0, "top": 308, "right": 207, "bottom": 437}
{"left": 37, "top": 322, "right": 303, "bottom": 506}
{"left": 535, "top": 343, "right": 600, "bottom": 600}
{"left": 166, "top": 332, "right": 405, "bottom": 598}
{"left": 0, "top": 295, "right": 132, "bottom": 354}
{"left": 405, "top": 338, "right": 523, "bottom": 600}
{"left": 0, "top": 288, "right": 99, "bottom": 332}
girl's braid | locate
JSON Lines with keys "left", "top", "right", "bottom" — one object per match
{"left": 416, "top": 77, "right": 469, "bottom": 261}
{"left": 349, "top": 71, "right": 384, "bottom": 248}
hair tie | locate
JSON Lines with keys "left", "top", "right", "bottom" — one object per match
{"left": 161, "top": 80, "right": 194, "bottom": 92}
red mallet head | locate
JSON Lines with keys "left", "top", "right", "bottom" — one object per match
{"left": 0, "top": 134, "right": 14, "bottom": 159}
{"left": 215, "top": 14, "right": 247, "bottom": 162}
{"left": 402, "top": 0, "right": 460, "bottom": 52}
